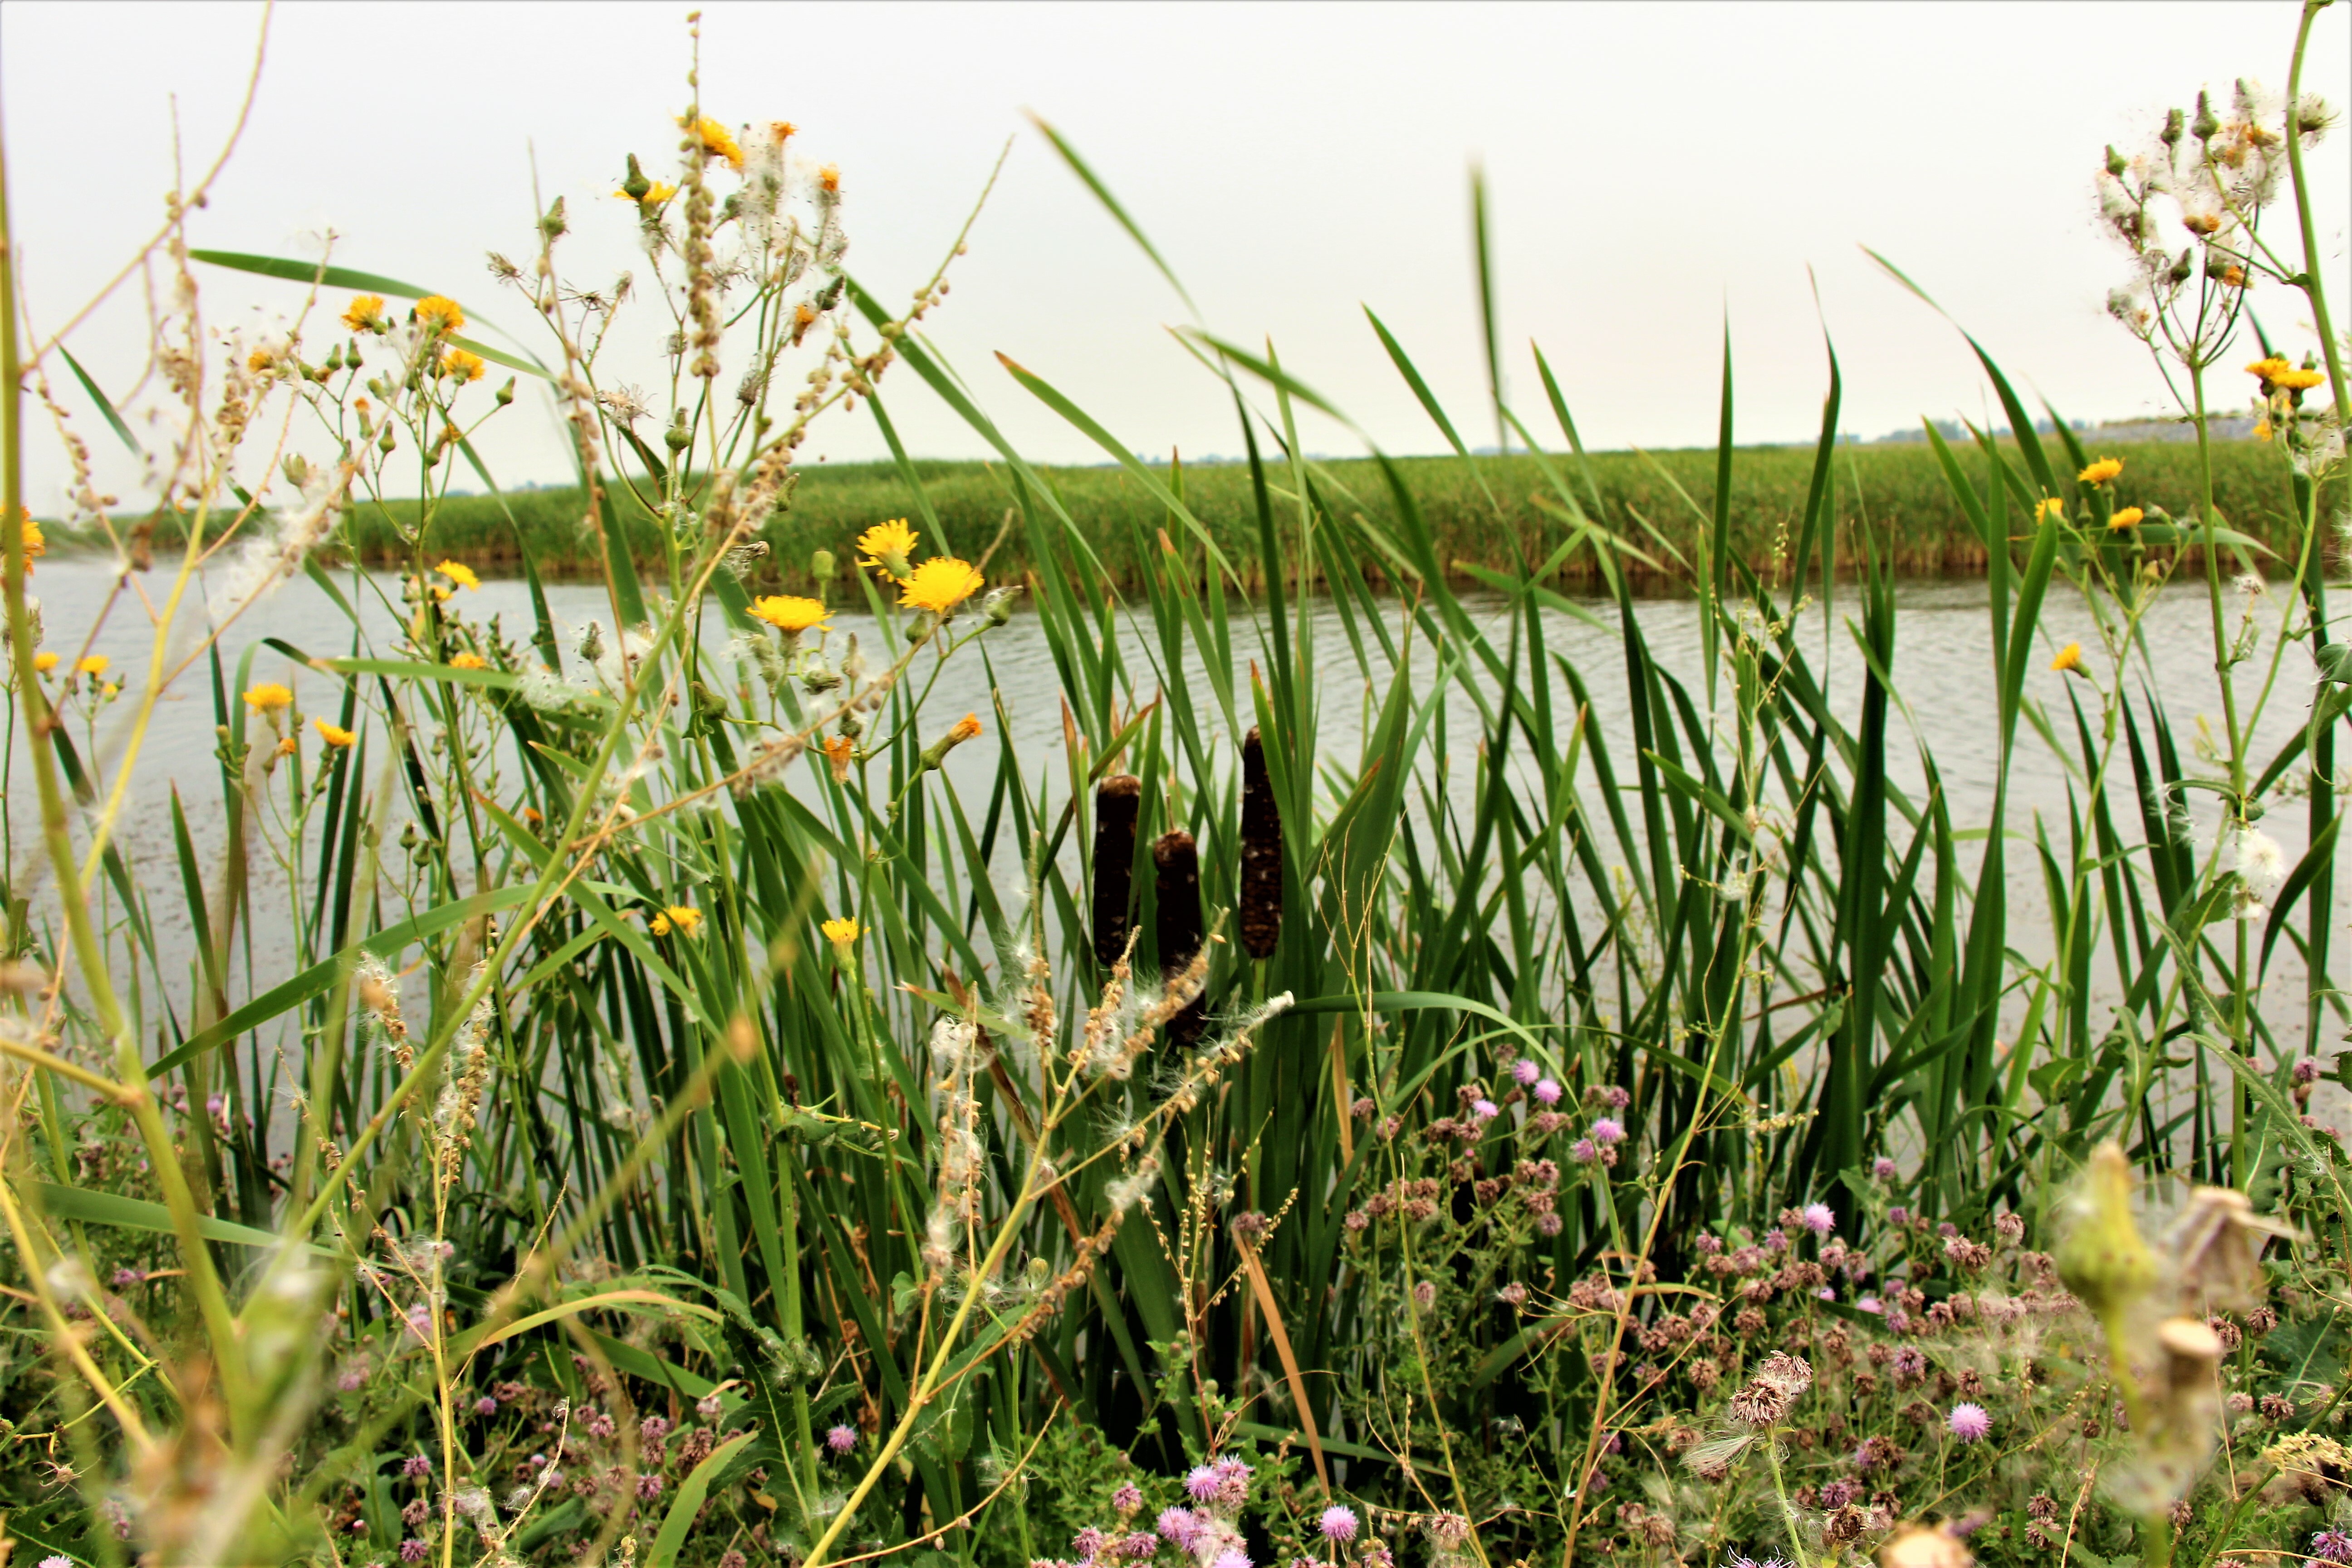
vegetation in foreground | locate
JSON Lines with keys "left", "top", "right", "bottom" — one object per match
{"left": 1, "top": 9, "right": 2350, "bottom": 1568}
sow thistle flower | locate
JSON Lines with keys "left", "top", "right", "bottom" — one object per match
{"left": 244, "top": 682, "right": 294, "bottom": 714}
{"left": 919, "top": 713, "right": 983, "bottom": 772}
{"left": 313, "top": 718, "right": 358, "bottom": 748}
{"left": 820, "top": 916, "right": 860, "bottom": 960}
{"left": 342, "top": 294, "right": 385, "bottom": 333}
{"left": 650, "top": 905, "right": 702, "bottom": 937}
{"left": 447, "top": 652, "right": 489, "bottom": 671}
{"left": 748, "top": 594, "right": 828, "bottom": 633}
{"left": 436, "top": 560, "right": 481, "bottom": 591}
{"left": 2050, "top": 642, "right": 2086, "bottom": 675}
{"left": 2034, "top": 497, "right": 2066, "bottom": 522}
{"left": 899, "top": 557, "right": 984, "bottom": 616}
{"left": 413, "top": 295, "right": 465, "bottom": 334}
{"left": 681, "top": 114, "right": 744, "bottom": 171}
{"left": 31, "top": 651, "right": 59, "bottom": 674}
{"left": 820, "top": 733, "right": 855, "bottom": 783}
{"left": 2108, "top": 506, "right": 2144, "bottom": 530}
{"left": 855, "top": 518, "right": 919, "bottom": 580}
{"left": 75, "top": 655, "right": 110, "bottom": 676}
{"left": 12, "top": 510, "right": 44, "bottom": 569}
{"left": 2078, "top": 456, "right": 2124, "bottom": 485}
{"left": 438, "top": 347, "right": 485, "bottom": 383}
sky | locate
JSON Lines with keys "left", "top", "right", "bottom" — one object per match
{"left": 2, "top": 0, "right": 2346, "bottom": 508}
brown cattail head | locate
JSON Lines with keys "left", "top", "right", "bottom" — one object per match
{"left": 1154, "top": 828, "right": 1205, "bottom": 1046}
{"left": 1091, "top": 775, "right": 1142, "bottom": 967}
{"left": 1238, "top": 725, "right": 1282, "bottom": 959}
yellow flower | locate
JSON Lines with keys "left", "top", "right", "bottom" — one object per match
{"left": 855, "top": 518, "right": 920, "bottom": 579}
{"left": 2107, "top": 506, "right": 2144, "bottom": 530}
{"left": 2254, "top": 420, "right": 2273, "bottom": 442}
{"left": 76, "top": 655, "right": 110, "bottom": 676}
{"left": 16, "top": 512, "right": 44, "bottom": 565}
{"left": 247, "top": 348, "right": 275, "bottom": 375}
{"left": 414, "top": 295, "right": 465, "bottom": 334}
{"left": 821, "top": 733, "right": 855, "bottom": 783}
{"left": 2034, "top": 497, "right": 2065, "bottom": 522}
{"left": 681, "top": 115, "right": 744, "bottom": 171}
{"left": 2273, "top": 366, "right": 2326, "bottom": 392}
{"left": 770, "top": 120, "right": 798, "bottom": 143}
{"left": 436, "top": 559, "right": 481, "bottom": 591}
{"left": 313, "top": 718, "right": 357, "bottom": 747}
{"left": 818, "top": 163, "right": 841, "bottom": 194}
{"left": 614, "top": 181, "right": 678, "bottom": 205}
{"left": 244, "top": 682, "right": 294, "bottom": 713}
{"left": 439, "top": 347, "right": 485, "bottom": 383}
{"left": 32, "top": 651, "right": 58, "bottom": 674}
{"left": 2077, "top": 457, "right": 2123, "bottom": 485}
{"left": 448, "top": 652, "right": 489, "bottom": 671}
{"left": 900, "top": 557, "right": 985, "bottom": 616}
{"left": 920, "top": 712, "right": 984, "bottom": 771}
{"left": 343, "top": 294, "right": 385, "bottom": 332}
{"left": 2246, "top": 356, "right": 2292, "bottom": 384}
{"left": 2050, "top": 642, "right": 2084, "bottom": 675}
{"left": 649, "top": 912, "right": 671, "bottom": 936}
{"left": 749, "top": 594, "right": 829, "bottom": 633}
{"left": 948, "top": 713, "right": 983, "bottom": 744}
{"left": 99, "top": 682, "right": 118, "bottom": 700}
{"left": 276, "top": 735, "right": 300, "bottom": 757}
{"left": 660, "top": 905, "right": 703, "bottom": 936}
{"left": 820, "top": 916, "right": 860, "bottom": 951}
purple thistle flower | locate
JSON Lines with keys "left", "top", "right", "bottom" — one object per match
{"left": 40, "top": 1557, "right": 71, "bottom": 1568}
{"left": 1185, "top": 1465, "right": 1220, "bottom": 1501}
{"left": 1536, "top": 1211, "right": 1563, "bottom": 1236}
{"left": 1412, "top": 1280, "right": 1436, "bottom": 1309}
{"left": 1591, "top": 1117, "right": 1625, "bottom": 1146}
{"left": 698, "top": 1392, "right": 725, "bottom": 1419}
{"left": 2311, "top": 1531, "right": 2352, "bottom": 1566}
{"left": 1157, "top": 1508, "right": 1200, "bottom": 1550}
{"left": 1948, "top": 1402, "right": 1992, "bottom": 1442}
{"left": 401, "top": 1453, "right": 432, "bottom": 1479}
{"left": 1857, "top": 1295, "right": 1884, "bottom": 1313}
{"left": 1074, "top": 1527, "right": 1108, "bottom": 1560}
{"left": 1319, "top": 1506, "right": 1359, "bottom": 1543}
{"left": 1112, "top": 1481, "right": 1144, "bottom": 1515}
{"left": 1886, "top": 1205, "right": 1911, "bottom": 1225}
{"left": 1533, "top": 1078, "right": 1562, "bottom": 1106}
{"left": 1211, "top": 1455, "right": 1252, "bottom": 1508}
{"left": 1212, "top": 1552, "right": 1251, "bottom": 1568}
{"left": 337, "top": 1363, "right": 368, "bottom": 1392}
{"left": 1121, "top": 1532, "right": 1160, "bottom": 1559}
{"left": 474, "top": 1395, "right": 498, "bottom": 1416}
{"left": 1470, "top": 1098, "right": 1499, "bottom": 1122}
{"left": 1816, "top": 1287, "right": 1836, "bottom": 1300}
{"left": 111, "top": 1267, "right": 144, "bottom": 1288}
{"left": 827, "top": 1423, "right": 858, "bottom": 1454}
{"left": 1872, "top": 1156, "right": 1898, "bottom": 1180}
{"left": 400, "top": 1542, "right": 428, "bottom": 1564}
{"left": 637, "top": 1472, "right": 665, "bottom": 1499}
{"left": 1569, "top": 1138, "right": 1597, "bottom": 1165}
{"left": 1801, "top": 1203, "right": 1836, "bottom": 1235}
{"left": 1511, "top": 1058, "right": 1540, "bottom": 1086}
{"left": 2294, "top": 1057, "right": 2324, "bottom": 1083}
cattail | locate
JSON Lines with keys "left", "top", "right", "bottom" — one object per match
{"left": 1153, "top": 829, "right": 1205, "bottom": 1046}
{"left": 1238, "top": 726, "right": 1282, "bottom": 959}
{"left": 1091, "top": 775, "right": 1142, "bottom": 967}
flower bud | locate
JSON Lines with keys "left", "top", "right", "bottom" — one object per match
{"left": 540, "top": 196, "right": 568, "bottom": 241}
{"left": 664, "top": 412, "right": 692, "bottom": 454}
{"left": 621, "top": 154, "right": 652, "bottom": 203}
{"left": 2192, "top": 92, "right": 2219, "bottom": 142}
{"left": 2105, "top": 144, "right": 2128, "bottom": 177}
{"left": 495, "top": 378, "right": 516, "bottom": 407}
{"left": 983, "top": 588, "right": 1015, "bottom": 627}
{"left": 919, "top": 713, "right": 983, "bottom": 772}
{"left": 810, "top": 548, "right": 836, "bottom": 581}
{"left": 2055, "top": 1141, "right": 2155, "bottom": 1318}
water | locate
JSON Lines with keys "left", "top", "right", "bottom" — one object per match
{"left": 7, "top": 557, "right": 2346, "bottom": 1100}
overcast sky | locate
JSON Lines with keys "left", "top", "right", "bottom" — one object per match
{"left": 3, "top": 1, "right": 2346, "bottom": 507}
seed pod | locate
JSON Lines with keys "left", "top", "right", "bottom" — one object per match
{"left": 1238, "top": 726, "right": 1282, "bottom": 958}
{"left": 1091, "top": 775, "right": 1142, "bottom": 967}
{"left": 1154, "top": 828, "right": 1205, "bottom": 1046}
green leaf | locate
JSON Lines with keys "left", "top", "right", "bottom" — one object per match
{"left": 58, "top": 343, "right": 141, "bottom": 457}
{"left": 29, "top": 1182, "right": 333, "bottom": 1254}
{"left": 646, "top": 1431, "right": 755, "bottom": 1566}
{"left": 188, "top": 249, "right": 446, "bottom": 303}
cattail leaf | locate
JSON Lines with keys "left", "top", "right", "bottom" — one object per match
{"left": 646, "top": 1431, "right": 755, "bottom": 1568}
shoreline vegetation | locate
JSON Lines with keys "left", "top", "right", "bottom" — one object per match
{"left": 49, "top": 433, "right": 2330, "bottom": 588}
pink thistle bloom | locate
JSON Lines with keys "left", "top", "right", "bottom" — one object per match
{"left": 1185, "top": 1465, "right": 1220, "bottom": 1501}
{"left": 1801, "top": 1203, "right": 1836, "bottom": 1235}
{"left": 1857, "top": 1296, "right": 1883, "bottom": 1313}
{"left": 1591, "top": 1117, "right": 1625, "bottom": 1146}
{"left": 827, "top": 1424, "right": 858, "bottom": 1454}
{"left": 1511, "top": 1058, "right": 1541, "bottom": 1086}
{"left": 401, "top": 1453, "right": 432, "bottom": 1478}
{"left": 1121, "top": 1532, "right": 1160, "bottom": 1559}
{"left": 1470, "top": 1099, "right": 1499, "bottom": 1121}
{"left": 1948, "top": 1403, "right": 1992, "bottom": 1442}
{"left": 1212, "top": 1552, "right": 1252, "bottom": 1568}
{"left": 1533, "top": 1078, "right": 1563, "bottom": 1106}
{"left": 1319, "top": 1506, "right": 1359, "bottom": 1543}
{"left": 474, "top": 1396, "right": 498, "bottom": 1416}
{"left": 400, "top": 1542, "right": 428, "bottom": 1564}
{"left": 1112, "top": 1481, "right": 1144, "bottom": 1514}
{"left": 1569, "top": 1138, "right": 1597, "bottom": 1165}
{"left": 1872, "top": 1157, "right": 1898, "bottom": 1180}
{"left": 1157, "top": 1508, "right": 1200, "bottom": 1550}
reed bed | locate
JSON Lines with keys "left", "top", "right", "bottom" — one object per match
{"left": 0, "top": 10, "right": 2347, "bottom": 1568}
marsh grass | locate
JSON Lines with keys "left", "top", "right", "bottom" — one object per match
{"left": 0, "top": 8, "right": 2347, "bottom": 1568}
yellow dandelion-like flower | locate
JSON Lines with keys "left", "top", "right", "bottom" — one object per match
{"left": 15, "top": 511, "right": 46, "bottom": 570}
{"left": 32, "top": 651, "right": 59, "bottom": 674}
{"left": 276, "top": 735, "right": 300, "bottom": 757}
{"left": 414, "top": 295, "right": 465, "bottom": 334}
{"left": 2254, "top": 420, "right": 2273, "bottom": 442}
{"left": 660, "top": 905, "right": 703, "bottom": 936}
{"left": 99, "top": 682, "right": 118, "bottom": 700}
{"left": 820, "top": 916, "right": 860, "bottom": 950}
{"left": 313, "top": 718, "right": 358, "bottom": 748}
{"left": 2034, "top": 498, "right": 2065, "bottom": 522}
{"left": 649, "top": 912, "right": 672, "bottom": 936}
{"left": 856, "top": 518, "right": 920, "bottom": 579}
{"left": 448, "top": 652, "right": 489, "bottom": 671}
{"left": 770, "top": 120, "right": 797, "bottom": 143}
{"left": 749, "top": 594, "right": 829, "bottom": 633}
{"left": 2107, "top": 507, "right": 2144, "bottom": 530}
{"left": 439, "top": 347, "right": 485, "bottom": 383}
{"left": 818, "top": 163, "right": 841, "bottom": 194}
{"left": 2247, "top": 356, "right": 2292, "bottom": 383}
{"left": 2050, "top": 642, "right": 2084, "bottom": 675}
{"left": 76, "top": 655, "right": 110, "bottom": 676}
{"left": 948, "top": 713, "right": 983, "bottom": 744}
{"left": 920, "top": 712, "right": 984, "bottom": 771}
{"left": 615, "top": 181, "right": 679, "bottom": 205}
{"left": 436, "top": 559, "right": 481, "bottom": 591}
{"left": 794, "top": 303, "right": 817, "bottom": 329}
{"left": 900, "top": 558, "right": 985, "bottom": 616}
{"left": 821, "top": 733, "right": 855, "bottom": 783}
{"left": 2221, "top": 266, "right": 2247, "bottom": 289}
{"left": 681, "top": 115, "right": 744, "bottom": 171}
{"left": 244, "top": 682, "right": 294, "bottom": 713}
{"left": 247, "top": 348, "right": 275, "bottom": 375}
{"left": 2274, "top": 367, "right": 2326, "bottom": 391}
{"left": 2077, "top": 457, "right": 2123, "bottom": 486}
{"left": 342, "top": 294, "right": 385, "bottom": 333}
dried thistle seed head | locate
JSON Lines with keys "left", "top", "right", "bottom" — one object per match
{"left": 2056, "top": 1141, "right": 2155, "bottom": 1317}
{"left": 2164, "top": 1184, "right": 2299, "bottom": 1311}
